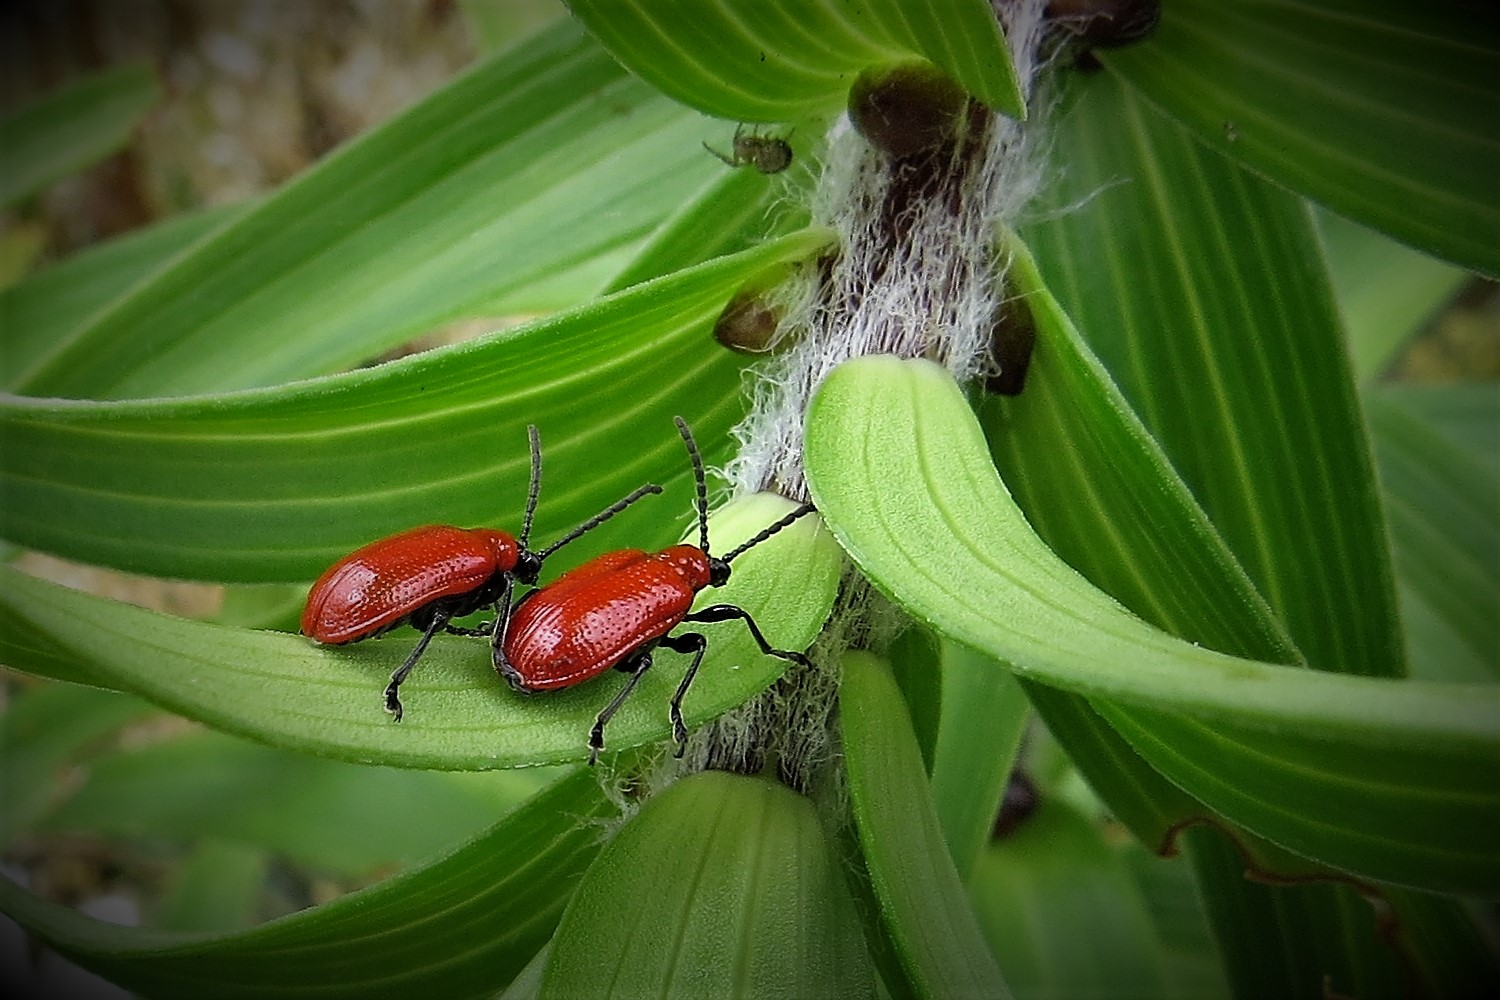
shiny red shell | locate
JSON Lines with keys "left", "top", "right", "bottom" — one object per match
{"left": 302, "top": 526, "right": 520, "bottom": 644}
{"left": 503, "top": 544, "right": 712, "bottom": 690}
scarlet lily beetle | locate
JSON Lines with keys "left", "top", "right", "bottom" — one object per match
{"left": 495, "top": 417, "right": 817, "bottom": 764}
{"left": 301, "top": 426, "right": 661, "bottom": 721}
{"left": 703, "top": 124, "right": 793, "bottom": 174}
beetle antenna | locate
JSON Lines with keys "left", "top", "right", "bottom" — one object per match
{"left": 722, "top": 502, "right": 817, "bottom": 564}
{"left": 520, "top": 425, "right": 542, "bottom": 548}
{"left": 676, "top": 417, "right": 711, "bottom": 555}
{"left": 537, "top": 483, "right": 663, "bottom": 559}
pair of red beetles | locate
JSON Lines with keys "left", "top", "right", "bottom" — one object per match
{"left": 300, "top": 418, "right": 814, "bottom": 763}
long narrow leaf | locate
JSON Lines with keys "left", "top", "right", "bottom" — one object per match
{"left": 804, "top": 355, "right": 1500, "bottom": 893}
{"left": 1101, "top": 0, "right": 1500, "bottom": 277}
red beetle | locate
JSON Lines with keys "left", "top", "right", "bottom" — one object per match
{"left": 494, "top": 417, "right": 817, "bottom": 764}
{"left": 302, "top": 426, "right": 661, "bottom": 721}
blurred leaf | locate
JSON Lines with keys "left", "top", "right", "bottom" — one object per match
{"left": 153, "top": 841, "right": 268, "bottom": 933}
{"left": 43, "top": 729, "right": 557, "bottom": 876}
{"left": 1367, "top": 388, "right": 1500, "bottom": 682}
{"left": 839, "top": 651, "right": 1009, "bottom": 1000}
{"left": 0, "top": 64, "right": 160, "bottom": 208}
{"left": 0, "top": 682, "right": 157, "bottom": 846}
{"left": 540, "top": 771, "right": 874, "bottom": 1000}
{"left": 804, "top": 355, "right": 1500, "bottom": 893}
{"left": 1378, "top": 381, "right": 1500, "bottom": 480}
{"left": 566, "top": 0, "right": 1024, "bottom": 122}
{"left": 1383, "top": 888, "right": 1500, "bottom": 996}
{"left": 458, "top": 0, "right": 563, "bottom": 51}
{"left": 927, "top": 641, "right": 1025, "bottom": 881}
{"left": 11, "top": 20, "right": 730, "bottom": 399}
{"left": 1102, "top": 0, "right": 1500, "bottom": 277}
{"left": 1020, "top": 70, "right": 1402, "bottom": 678}
{"left": 0, "top": 229, "right": 830, "bottom": 582}
{"left": 1, "top": 204, "right": 242, "bottom": 390}
{"left": 0, "top": 494, "right": 842, "bottom": 770}
{"left": 0, "top": 770, "right": 613, "bottom": 999}
{"left": 1316, "top": 211, "right": 1468, "bottom": 380}
{"left": 968, "top": 797, "right": 1175, "bottom": 1000}
{"left": 1118, "top": 845, "right": 1229, "bottom": 1000}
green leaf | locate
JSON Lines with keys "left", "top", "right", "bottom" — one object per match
{"left": 1101, "top": 0, "right": 1500, "bottom": 277}
{"left": 839, "top": 651, "right": 1009, "bottom": 1000}
{"left": 42, "top": 729, "right": 557, "bottom": 877}
{"left": 1379, "top": 382, "right": 1500, "bottom": 479}
{"left": 0, "top": 229, "right": 831, "bottom": 582}
{"left": 0, "top": 64, "right": 161, "bottom": 208}
{"left": 1316, "top": 211, "right": 1468, "bottom": 380}
{"left": 804, "top": 355, "right": 1500, "bottom": 893}
{"left": 983, "top": 237, "right": 1297, "bottom": 666}
{"left": 0, "top": 770, "right": 613, "bottom": 999}
{"left": 1020, "top": 69, "right": 1402, "bottom": 678}
{"left": 566, "top": 0, "right": 1025, "bottom": 122}
{"left": 926, "top": 641, "right": 1025, "bottom": 882}
{"left": 1180, "top": 828, "right": 1406, "bottom": 1000}
{"left": 1368, "top": 388, "right": 1500, "bottom": 683}
{"left": 0, "top": 204, "right": 242, "bottom": 390}
{"left": 540, "top": 770, "right": 874, "bottom": 1000}
{"left": 0, "top": 493, "right": 842, "bottom": 770}
{"left": 968, "top": 798, "right": 1176, "bottom": 1000}
{"left": 11, "top": 19, "right": 727, "bottom": 399}
{"left": 153, "top": 841, "right": 268, "bottom": 933}
{"left": 0, "top": 682, "right": 157, "bottom": 846}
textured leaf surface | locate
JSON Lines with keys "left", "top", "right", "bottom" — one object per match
{"left": 1102, "top": 0, "right": 1500, "bottom": 276}
{"left": 805, "top": 356, "right": 1500, "bottom": 893}
{"left": 840, "top": 651, "right": 1009, "bottom": 1000}
{"left": 566, "top": 0, "right": 1024, "bottom": 122}
{"left": 0, "top": 230, "right": 830, "bottom": 583}
{"left": 0, "top": 494, "right": 841, "bottom": 770}
{"left": 10, "top": 20, "right": 725, "bottom": 399}
{"left": 541, "top": 771, "right": 874, "bottom": 1000}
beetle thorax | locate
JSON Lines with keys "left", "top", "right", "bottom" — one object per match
{"left": 472, "top": 529, "right": 526, "bottom": 578}
{"left": 658, "top": 544, "right": 714, "bottom": 591}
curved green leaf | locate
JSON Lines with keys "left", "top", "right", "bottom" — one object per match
{"left": 805, "top": 355, "right": 1500, "bottom": 893}
{"left": 1020, "top": 70, "right": 1401, "bottom": 677}
{"left": 839, "top": 651, "right": 1009, "bottom": 1000}
{"left": 0, "top": 770, "right": 613, "bottom": 999}
{"left": 11, "top": 19, "right": 725, "bottom": 399}
{"left": 0, "top": 229, "right": 830, "bottom": 582}
{"left": 0, "top": 493, "right": 841, "bottom": 770}
{"left": 566, "top": 0, "right": 1024, "bottom": 122}
{"left": 0, "top": 63, "right": 161, "bottom": 208}
{"left": 540, "top": 770, "right": 874, "bottom": 999}
{"left": 1101, "top": 0, "right": 1500, "bottom": 277}
{"left": 0, "top": 204, "right": 243, "bottom": 390}
{"left": 984, "top": 236, "right": 1297, "bottom": 666}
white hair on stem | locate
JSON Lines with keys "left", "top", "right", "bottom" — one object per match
{"left": 726, "top": 0, "right": 1053, "bottom": 499}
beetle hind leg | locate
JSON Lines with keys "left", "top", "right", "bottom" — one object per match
{"left": 384, "top": 612, "right": 450, "bottom": 721}
{"left": 659, "top": 632, "right": 708, "bottom": 757}
{"left": 588, "top": 649, "right": 654, "bottom": 766}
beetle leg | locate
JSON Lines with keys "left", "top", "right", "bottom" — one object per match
{"left": 659, "top": 631, "right": 707, "bottom": 757}
{"left": 384, "top": 612, "right": 450, "bottom": 722}
{"left": 684, "top": 603, "right": 813, "bottom": 668}
{"left": 490, "top": 576, "right": 528, "bottom": 691}
{"left": 589, "top": 649, "right": 654, "bottom": 766}
{"left": 701, "top": 140, "right": 738, "bottom": 167}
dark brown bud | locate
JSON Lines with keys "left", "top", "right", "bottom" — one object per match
{"left": 713, "top": 290, "right": 784, "bottom": 354}
{"left": 984, "top": 297, "right": 1038, "bottom": 396}
{"left": 848, "top": 62, "right": 971, "bottom": 160}
{"left": 1047, "top": 0, "right": 1161, "bottom": 49}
